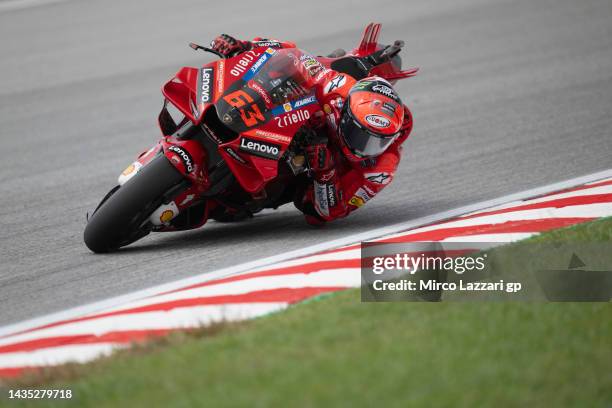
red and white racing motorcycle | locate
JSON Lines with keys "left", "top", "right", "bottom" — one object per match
{"left": 84, "top": 23, "right": 417, "bottom": 253}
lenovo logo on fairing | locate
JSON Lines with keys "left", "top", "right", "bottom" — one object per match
{"left": 168, "top": 145, "right": 194, "bottom": 173}
{"left": 239, "top": 137, "right": 281, "bottom": 160}
{"left": 200, "top": 67, "right": 214, "bottom": 103}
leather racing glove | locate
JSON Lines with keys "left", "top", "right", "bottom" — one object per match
{"left": 211, "top": 34, "right": 250, "bottom": 57}
{"left": 295, "top": 124, "right": 334, "bottom": 179}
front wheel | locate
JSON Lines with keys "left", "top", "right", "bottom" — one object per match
{"left": 84, "top": 155, "right": 185, "bottom": 253}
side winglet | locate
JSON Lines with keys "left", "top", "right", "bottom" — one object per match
{"left": 357, "top": 22, "right": 382, "bottom": 54}
{"left": 383, "top": 67, "right": 420, "bottom": 80}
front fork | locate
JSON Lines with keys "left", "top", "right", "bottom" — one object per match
{"left": 117, "top": 136, "right": 210, "bottom": 228}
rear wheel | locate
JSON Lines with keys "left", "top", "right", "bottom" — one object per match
{"left": 84, "top": 155, "right": 185, "bottom": 253}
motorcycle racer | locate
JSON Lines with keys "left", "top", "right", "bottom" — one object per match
{"left": 211, "top": 34, "right": 414, "bottom": 225}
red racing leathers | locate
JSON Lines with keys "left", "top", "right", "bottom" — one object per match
{"left": 236, "top": 38, "right": 413, "bottom": 224}
{"left": 302, "top": 78, "right": 412, "bottom": 225}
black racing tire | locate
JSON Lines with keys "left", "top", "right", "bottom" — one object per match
{"left": 84, "top": 155, "right": 185, "bottom": 253}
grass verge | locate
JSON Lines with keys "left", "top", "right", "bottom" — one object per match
{"left": 2, "top": 218, "right": 611, "bottom": 407}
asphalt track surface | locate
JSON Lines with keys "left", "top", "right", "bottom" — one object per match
{"left": 0, "top": 0, "right": 611, "bottom": 326}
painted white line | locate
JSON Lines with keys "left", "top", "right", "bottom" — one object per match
{"left": 459, "top": 181, "right": 612, "bottom": 216}
{"left": 440, "top": 233, "right": 535, "bottom": 242}
{"left": 1, "top": 168, "right": 611, "bottom": 339}
{"left": 246, "top": 248, "right": 362, "bottom": 273}
{"left": 0, "top": 343, "right": 122, "bottom": 369}
{"left": 585, "top": 178, "right": 612, "bottom": 185}
{"left": 377, "top": 203, "right": 612, "bottom": 241}
{"left": 0, "top": 303, "right": 289, "bottom": 353}
{"left": 94, "top": 269, "right": 360, "bottom": 318}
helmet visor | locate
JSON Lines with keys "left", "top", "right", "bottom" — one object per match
{"left": 340, "top": 108, "right": 399, "bottom": 158}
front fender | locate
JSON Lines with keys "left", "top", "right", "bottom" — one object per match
{"left": 160, "top": 137, "right": 209, "bottom": 194}
{"left": 118, "top": 144, "right": 161, "bottom": 185}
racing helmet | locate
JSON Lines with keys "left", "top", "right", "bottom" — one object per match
{"left": 338, "top": 77, "right": 404, "bottom": 161}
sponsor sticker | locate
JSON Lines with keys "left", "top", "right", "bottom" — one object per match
{"left": 315, "top": 67, "right": 331, "bottom": 82}
{"left": 224, "top": 147, "right": 247, "bottom": 164}
{"left": 249, "top": 81, "right": 272, "bottom": 105}
{"left": 216, "top": 60, "right": 225, "bottom": 97}
{"left": 199, "top": 67, "right": 214, "bottom": 104}
{"left": 167, "top": 145, "right": 194, "bottom": 173}
{"left": 381, "top": 102, "right": 396, "bottom": 115}
{"left": 253, "top": 40, "right": 282, "bottom": 48}
{"left": 363, "top": 184, "right": 376, "bottom": 196}
{"left": 314, "top": 181, "right": 330, "bottom": 217}
{"left": 365, "top": 114, "right": 391, "bottom": 129}
{"left": 324, "top": 75, "right": 346, "bottom": 94}
{"left": 272, "top": 94, "right": 317, "bottom": 115}
{"left": 352, "top": 80, "right": 374, "bottom": 90}
{"left": 121, "top": 164, "right": 136, "bottom": 177}
{"left": 293, "top": 95, "right": 317, "bottom": 108}
{"left": 323, "top": 103, "right": 338, "bottom": 130}
{"left": 349, "top": 196, "right": 365, "bottom": 207}
{"left": 365, "top": 172, "right": 392, "bottom": 185}
{"left": 271, "top": 94, "right": 317, "bottom": 128}
{"left": 372, "top": 84, "right": 399, "bottom": 101}
{"left": 274, "top": 109, "right": 310, "bottom": 128}
{"left": 160, "top": 209, "right": 175, "bottom": 224}
{"left": 254, "top": 130, "right": 292, "bottom": 144}
{"left": 230, "top": 50, "right": 260, "bottom": 77}
{"left": 239, "top": 137, "right": 281, "bottom": 160}
{"left": 330, "top": 96, "right": 343, "bottom": 109}
{"left": 327, "top": 184, "right": 338, "bottom": 207}
{"left": 300, "top": 53, "right": 324, "bottom": 77}
{"left": 349, "top": 187, "right": 373, "bottom": 207}
{"left": 356, "top": 187, "right": 372, "bottom": 201}
{"left": 202, "top": 122, "right": 223, "bottom": 144}
{"left": 309, "top": 65, "right": 323, "bottom": 76}
{"left": 243, "top": 48, "right": 276, "bottom": 81}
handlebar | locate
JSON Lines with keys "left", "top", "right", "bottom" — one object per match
{"left": 189, "top": 42, "right": 226, "bottom": 59}
{"left": 380, "top": 40, "right": 404, "bottom": 59}
{"left": 367, "top": 40, "right": 404, "bottom": 66}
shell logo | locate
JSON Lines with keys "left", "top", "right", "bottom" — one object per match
{"left": 121, "top": 164, "right": 135, "bottom": 176}
{"left": 160, "top": 210, "right": 175, "bottom": 223}
{"left": 349, "top": 196, "right": 365, "bottom": 207}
